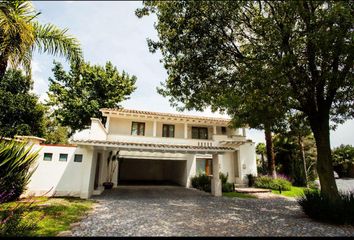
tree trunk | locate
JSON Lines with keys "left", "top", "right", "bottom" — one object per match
{"left": 264, "top": 126, "right": 276, "bottom": 178}
{"left": 308, "top": 114, "right": 340, "bottom": 202}
{"left": 261, "top": 153, "right": 266, "bottom": 174}
{"left": 0, "top": 54, "right": 8, "bottom": 80}
{"left": 298, "top": 135, "right": 308, "bottom": 187}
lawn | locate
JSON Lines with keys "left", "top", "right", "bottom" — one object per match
{"left": 223, "top": 192, "right": 257, "bottom": 199}
{"left": 271, "top": 186, "right": 308, "bottom": 198}
{"left": 0, "top": 197, "right": 95, "bottom": 237}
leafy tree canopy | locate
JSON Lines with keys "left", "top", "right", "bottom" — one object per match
{"left": 0, "top": 69, "right": 45, "bottom": 137}
{"left": 332, "top": 144, "right": 354, "bottom": 165}
{"left": 137, "top": 0, "right": 353, "bottom": 200}
{"left": 47, "top": 61, "right": 137, "bottom": 135}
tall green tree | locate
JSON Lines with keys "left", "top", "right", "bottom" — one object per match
{"left": 256, "top": 143, "right": 267, "bottom": 175}
{"left": 332, "top": 144, "right": 354, "bottom": 177}
{"left": 47, "top": 61, "right": 137, "bottom": 135}
{"left": 42, "top": 116, "right": 69, "bottom": 144}
{"left": 0, "top": 69, "right": 45, "bottom": 137}
{"left": 137, "top": 1, "right": 353, "bottom": 201}
{"left": 0, "top": 0, "right": 82, "bottom": 78}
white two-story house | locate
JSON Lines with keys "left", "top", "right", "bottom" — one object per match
{"left": 25, "top": 108, "right": 257, "bottom": 198}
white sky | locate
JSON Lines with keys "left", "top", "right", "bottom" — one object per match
{"left": 31, "top": 1, "right": 353, "bottom": 147}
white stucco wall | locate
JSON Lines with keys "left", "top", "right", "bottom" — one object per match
{"left": 237, "top": 142, "right": 257, "bottom": 183}
{"left": 89, "top": 118, "right": 107, "bottom": 140}
{"left": 26, "top": 145, "right": 92, "bottom": 197}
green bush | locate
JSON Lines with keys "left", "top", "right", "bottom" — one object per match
{"left": 191, "top": 172, "right": 234, "bottom": 193}
{"left": 298, "top": 190, "right": 354, "bottom": 225}
{"left": 254, "top": 175, "right": 292, "bottom": 191}
{"left": 190, "top": 174, "right": 211, "bottom": 192}
{"left": 219, "top": 172, "right": 228, "bottom": 184}
{"left": 222, "top": 182, "right": 234, "bottom": 192}
{"left": 0, "top": 141, "right": 39, "bottom": 203}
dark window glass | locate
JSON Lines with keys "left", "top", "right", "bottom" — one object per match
{"left": 162, "top": 124, "right": 175, "bottom": 138}
{"left": 74, "top": 154, "right": 83, "bottom": 162}
{"left": 131, "top": 122, "right": 145, "bottom": 136}
{"left": 221, "top": 127, "right": 227, "bottom": 134}
{"left": 192, "top": 127, "right": 208, "bottom": 139}
{"left": 59, "top": 153, "right": 68, "bottom": 162}
{"left": 43, "top": 153, "right": 52, "bottom": 161}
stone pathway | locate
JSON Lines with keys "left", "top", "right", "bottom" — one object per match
{"left": 70, "top": 186, "right": 354, "bottom": 237}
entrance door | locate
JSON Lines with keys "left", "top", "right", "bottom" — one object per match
{"left": 94, "top": 153, "right": 101, "bottom": 189}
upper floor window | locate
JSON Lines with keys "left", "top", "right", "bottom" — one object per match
{"left": 131, "top": 122, "right": 145, "bottom": 136}
{"left": 162, "top": 124, "right": 175, "bottom": 138}
{"left": 192, "top": 127, "right": 208, "bottom": 139}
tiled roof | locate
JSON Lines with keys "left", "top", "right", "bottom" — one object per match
{"left": 73, "top": 139, "right": 235, "bottom": 153}
{"left": 100, "top": 108, "right": 231, "bottom": 124}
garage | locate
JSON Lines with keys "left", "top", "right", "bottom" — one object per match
{"left": 118, "top": 158, "right": 187, "bottom": 186}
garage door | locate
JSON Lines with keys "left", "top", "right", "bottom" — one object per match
{"left": 118, "top": 158, "right": 187, "bottom": 186}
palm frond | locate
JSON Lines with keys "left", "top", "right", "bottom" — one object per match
{"left": 33, "top": 22, "right": 83, "bottom": 64}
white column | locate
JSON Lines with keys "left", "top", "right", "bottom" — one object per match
{"left": 153, "top": 120, "right": 157, "bottom": 137}
{"left": 242, "top": 128, "right": 246, "bottom": 137}
{"left": 211, "top": 153, "right": 222, "bottom": 197}
{"left": 184, "top": 122, "right": 188, "bottom": 139}
{"left": 80, "top": 147, "right": 95, "bottom": 199}
{"left": 213, "top": 125, "right": 217, "bottom": 135}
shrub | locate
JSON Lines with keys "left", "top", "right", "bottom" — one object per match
{"left": 0, "top": 141, "right": 39, "bottom": 203}
{"left": 247, "top": 174, "right": 255, "bottom": 187}
{"left": 191, "top": 172, "right": 234, "bottom": 193}
{"left": 190, "top": 174, "right": 211, "bottom": 192}
{"left": 298, "top": 190, "right": 354, "bottom": 225}
{"left": 222, "top": 182, "right": 234, "bottom": 193}
{"left": 254, "top": 175, "right": 292, "bottom": 191}
{"left": 219, "top": 172, "right": 228, "bottom": 184}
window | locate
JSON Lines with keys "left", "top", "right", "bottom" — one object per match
{"left": 43, "top": 153, "right": 52, "bottom": 161}
{"left": 59, "top": 153, "right": 68, "bottom": 162}
{"left": 196, "top": 159, "right": 213, "bottom": 175}
{"left": 131, "top": 122, "right": 145, "bottom": 136}
{"left": 74, "top": 154, "right": 83, "bottom": 162}
{"left": 221, "top": 127, "right": 227, "bottom": 134}
{"left": 192, "top": 127, "right": 208, "bottom": 139}
{"left": 162, "top": 124, "right": 175, "bottom": 138}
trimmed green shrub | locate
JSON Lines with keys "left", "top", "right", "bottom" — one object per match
{"left": 0, "top": 141, "right": 39, "bottom": 203}
{"left": 219, "top": 172, "right": 228, "bottom": 184}
{"left": 254, "top": 175, "right": 292, "bottom": 191}
{"left": 247, "top": 174, "right": 255, "bottom": 187}
{"left": 298, "top": 190, "right": 354, "bottom": 225}
{"left": 222, "top": 182, "right": 234, "bottom": 192}
{"left": 190, "top": 174, "right": 211, "bottom": 192}
{"left": 191, "top": 172, "right": 234, "bottom": 193}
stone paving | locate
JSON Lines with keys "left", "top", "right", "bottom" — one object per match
{"left": 70, "top": 186, "right": 354, "bottom": 237}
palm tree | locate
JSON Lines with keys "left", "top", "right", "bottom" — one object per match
{"left": 0, "top": 0, "right": 82, "bottom": 78}
{"left": 256, "top": 143, "right": 267, "bottom": 174}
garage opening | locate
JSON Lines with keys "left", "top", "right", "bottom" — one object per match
{"left": 118, "top": 158, "right": 187, "bottom": 186}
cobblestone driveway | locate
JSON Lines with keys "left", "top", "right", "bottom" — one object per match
{"left": 71, "top": 186, "right": 354, "bottom": 237}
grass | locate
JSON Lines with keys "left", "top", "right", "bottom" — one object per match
{"left": 271, "top": 186, "right": 309, "bottom": 198}
{"left": 0, "top": 196, "right": 95, "bottom": 236}
{"left": 223, "top": 192, "right": 257, "bottom": 199}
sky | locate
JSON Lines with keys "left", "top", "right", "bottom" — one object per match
{"left": 31, "top": 1, "right": 353, "bottom": 147}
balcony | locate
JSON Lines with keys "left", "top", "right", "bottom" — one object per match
{"left": 107, "top": 134, "right": 214, "bottom": 147}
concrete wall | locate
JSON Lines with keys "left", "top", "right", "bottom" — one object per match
{"left": 237, "top": 142, "right": 257, "bottom": 183}
{"left": 26, "top": 145, "right": 92, "bottom": 197}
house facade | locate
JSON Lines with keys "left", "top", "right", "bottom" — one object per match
{"left": 26, "top": 108, "right": 257, "bottom": 198}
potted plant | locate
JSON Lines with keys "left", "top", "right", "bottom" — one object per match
{"left": 103, "top": 150, "right": 119, "bottom": 190}
{"left": 247, "top": 174, "right": 255, "bottom": 187}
